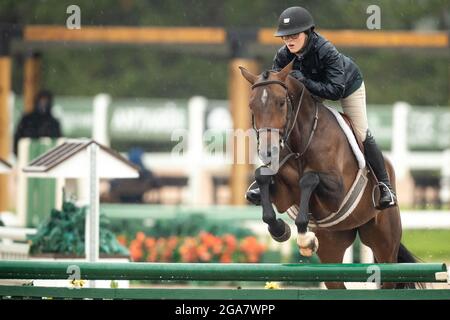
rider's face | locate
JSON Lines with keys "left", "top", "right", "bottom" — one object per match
{"left": 37, "top": 97, "right": 50, "bottom": 114}
{"left": 282, "top": 32, "right": 308, "bottom": 54}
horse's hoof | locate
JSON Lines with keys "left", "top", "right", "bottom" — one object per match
{"left": 269, "top": 220, "right": 291, "bottom": 242}
{"left": 297, "top": 232, "right": 319, "bottom": 257}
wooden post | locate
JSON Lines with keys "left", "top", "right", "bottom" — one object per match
{"left": 23, "top": 52, "right": 41, "bottom": 113}
{"left": 228, "top": 58, "right": 258, "bottom": 205}
{"left": 0, "top": 56, "right": 11, "bottom": 211}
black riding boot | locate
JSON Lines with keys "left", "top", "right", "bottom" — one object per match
{"left": 364, "top": 130, "right": 397, "bottom": 209}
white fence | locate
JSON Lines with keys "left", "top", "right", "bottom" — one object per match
{"left": 88, "top": 97, "right": 447, "bottom": 205}
{"left": 7, "top": 93, "right": 450, "bottom": 206}
{"left": 7, "top": 93, "right": 450, "bottom": 209}
{"left": 0, "top": 226, "right": 36, "bottom": 260}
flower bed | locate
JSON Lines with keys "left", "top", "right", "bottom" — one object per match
{"left": 119, "top": 231, "right": 267, "bottom": 263}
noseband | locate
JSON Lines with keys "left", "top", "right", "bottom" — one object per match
{"left": 250, "top": 78, "right": 318, "bottom": 167}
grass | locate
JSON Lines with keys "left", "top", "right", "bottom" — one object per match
{"left": 398, "top": 205, "right": 449, "bottom": 211}
{"left": 401, "top": 229, "right": 450, "bottom": 263}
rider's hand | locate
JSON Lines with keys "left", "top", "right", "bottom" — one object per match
{"left": 290, "top": 70, "right": 305, "bottom": 81}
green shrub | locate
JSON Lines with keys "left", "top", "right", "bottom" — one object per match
{"left": 28, "top": 200, "right": 129, "bottom": 256}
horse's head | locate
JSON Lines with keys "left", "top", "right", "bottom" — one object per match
{"left": 239, "top": 61, "right": 297, "bottom": 168}
{"left": 239, "top": 61, "right": 294, "bottom": 137}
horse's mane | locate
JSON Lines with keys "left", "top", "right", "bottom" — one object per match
{"left": 262, "top": 70, "right": 271, "bottom": 80}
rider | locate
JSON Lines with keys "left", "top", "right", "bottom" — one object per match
{"left": 245, "top": 6, "right": 397, "bottom": 210}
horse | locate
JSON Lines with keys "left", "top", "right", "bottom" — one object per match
{"left": 239, "top": 61, "right": 418, "bottom": 289}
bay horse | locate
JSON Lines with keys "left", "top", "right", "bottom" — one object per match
{"left": 239, "top": 61, "right": 418, "bottom": 289}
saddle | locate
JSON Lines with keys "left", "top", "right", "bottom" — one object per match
{"left": 311, "top": 95, "right": 364, "bottom": 155}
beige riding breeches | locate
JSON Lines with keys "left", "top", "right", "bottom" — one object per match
{"left": 340, "top": 82, "right": 368, "bottom": 141}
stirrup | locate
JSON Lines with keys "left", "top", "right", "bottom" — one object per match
{"left": 371, "top": 181, "right": 396, "bottom": 209}
{"left": 245, "top": 181, "right": 258, "bottom": 195}
{"left": 245, "top": 181, "right": 260, "bottom": 205}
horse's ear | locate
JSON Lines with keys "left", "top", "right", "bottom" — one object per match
{"left": 239, "top": 66, "right": 257, "bottom": 85}
{"left": 276, "top": 59, "right": 295, "bottom": 81}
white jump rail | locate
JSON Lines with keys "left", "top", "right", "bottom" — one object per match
{"left": 0, "top": 226, "right": 36, "bottom": 241}
{"left": 0, "top": 226, "right": 36, "bottom": 260}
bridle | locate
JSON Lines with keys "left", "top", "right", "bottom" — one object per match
{"left": 250, "top": 78, "right": 319, "bottom": 169}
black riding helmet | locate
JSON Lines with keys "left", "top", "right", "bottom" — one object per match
{"left": 274, "top": 6, "right": 315, "bottom": 37}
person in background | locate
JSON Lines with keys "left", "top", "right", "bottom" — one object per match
{"left": 13, "top": 89, "right": 62, "bottom": 156}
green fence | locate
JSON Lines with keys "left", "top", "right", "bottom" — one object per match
{"left": 0, "top": 261, "right": 448, "bottom": 300}
{"left": 23, "top": 139, "right": 60, "bottom": 228}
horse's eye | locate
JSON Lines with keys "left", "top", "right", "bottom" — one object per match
{"left": 278, "top": 100, "right": 285, "bottom": 108}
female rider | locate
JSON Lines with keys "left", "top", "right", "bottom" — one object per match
{"left": 246, "top": 6, "right": 397, "bottom": 209}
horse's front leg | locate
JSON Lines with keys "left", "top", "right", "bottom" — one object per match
{"left": 255, "top": 167, "right": 291, "bottom": 242}
{"left": 296, "top": 172, "right": 320, "bottom": 257}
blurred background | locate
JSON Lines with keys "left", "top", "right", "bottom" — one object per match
{"left": 0, "top": 0, "right": 449, "bottom": 283}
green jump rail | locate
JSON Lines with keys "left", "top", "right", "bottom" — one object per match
{"left": 0, "top": 261, "right": 447, "bottom": 283}
{"left": 0, "top": 261, "right": 449, "bottom": 300}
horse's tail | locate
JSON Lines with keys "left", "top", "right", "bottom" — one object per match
{"left": 396, "top": 242, "right": 424, "bottom": 289}
{"left": 397, "top": 242, "right": 419, "bottom": 263}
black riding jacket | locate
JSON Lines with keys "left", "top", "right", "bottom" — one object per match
{"left": 272, "top": 31, "right": 363, "bottom": 100}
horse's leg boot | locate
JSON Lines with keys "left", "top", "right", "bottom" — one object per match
{"left": 364, "top": 130, "right": 397, "bottom": 209}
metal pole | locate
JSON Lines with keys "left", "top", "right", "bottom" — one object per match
{"left": 85, "top": 143, "right": 100, "bottom": 287}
